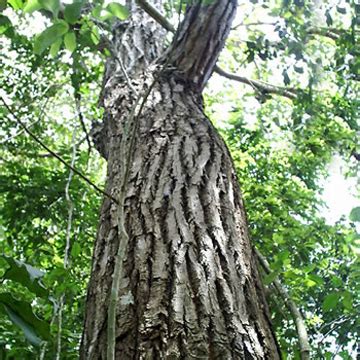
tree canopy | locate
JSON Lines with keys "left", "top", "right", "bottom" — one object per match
{"left": 0, "top": 0, "right": 359, "bottom": 359}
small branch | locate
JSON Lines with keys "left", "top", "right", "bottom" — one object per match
{"left": 74, "top": 91, "right": 92, "bottom": 152}
{"left": 255, "top": 248, "right": 311, "bottom": 360}
{"left": 1, "top": 88, "right": 53, "bottom": 145}
{"left": 214, "top": 65, "right": 297, "bottom": 99}
{"left": 136, "top": 0, "right": 175, "bottom": 32}
{"left": 307, "top": 27, "right": 340, "bottom": 41}
{"left": 0, "top": 97, "right": 118, "bottom": 204}
{"left": 231, "top": 21, "right": 277, "bottom": 30}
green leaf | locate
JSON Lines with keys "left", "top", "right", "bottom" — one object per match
{"left": 8, "top": 0, "right": 23, "bottom": 10}
{"left": 90, "top": 26, "right": 100, "bottom": 45}
{"left": 263, "top": 271, "right": 278, "bottom": 285}
{"left": 91, "top": 4, "right": 102, "bottom": 18}
{"left": 38, "top": 0, "right": 59, "bottom": 17}
{"left": 71, "top": 242, "right": 81, "bottom": 258}
{"left": 1, "top": 255, "right": 48, "bottom": 298}
{"left": 0, "top": 293, "right": 50, "bottom": 346}
{"left": 342, "top": 291, "right": 353, "bottom": 310}
{"left": 64, "top": 2, "right": 82, "bottom": 24}
{"left": 64, "top": 31, "right": 76, "bottom": 53}
{"left": 23, "top": 0, "right": 41, "bottom": 13}
{"left": 0, "top": 0, "right": 7, "bottom": 11}
{"left": 106, "top": 2, "right": 129, "bottom": 20}
{"left": 323, "top": 292, "right": 340, "bottom": 312}
{"left": 349, "top": 206, "right": 360, "bottom": 222}
{"left": 0, "top": 14, "right": 11, "bottom": 35}
{"left": 49, "top": 37, "right": 62, "bottom": 57}
{"left": 33, "top": 21, "right": 69, "bottom": 55}
{"left": 3, "top": 305, "right": 42, "bottom": 346}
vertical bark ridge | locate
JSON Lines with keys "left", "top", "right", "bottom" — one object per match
{"left": 82, "top": 1, "right": 281, "bottom": 358}
{"left": 81, "top": 73, "right": 280, "bottom": 358}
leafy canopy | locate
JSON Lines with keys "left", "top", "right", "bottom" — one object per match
{"left": 0, "top": 0, "right": 359, "bottom": 359}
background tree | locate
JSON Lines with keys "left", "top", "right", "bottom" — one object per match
{"left": 0, "top": 0, "right": 359, "bottom": 359}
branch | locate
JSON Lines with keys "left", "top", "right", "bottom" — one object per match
{"left": 0, "top": 97, "right": 118, "bottom": 204}
{"left": 74, "top": 90, "right": 92, "bottom": 152}
{"left": 255, "top": 248, "right": 311, "bottom": 360}
{"left": 214, "top": 65, "right": 297, "bottom": 99}
{"left": 307, "top": 27, "right": 340, "bottom": 41}
{"left": 231, "top": 21, "right": 277, "bottom": 30}
{"left": 135, "top": 0, "right": 297, "bottom": 99}
{"left": 136, "top": 0, "right": 175, "bottom": 32}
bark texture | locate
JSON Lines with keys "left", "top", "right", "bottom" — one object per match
{"left": 81, "top": 1, "right": 281, "bottom": 359}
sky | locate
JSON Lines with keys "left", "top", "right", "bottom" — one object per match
{"left": 320, "top": 155, "right": 358, "bottom": 224}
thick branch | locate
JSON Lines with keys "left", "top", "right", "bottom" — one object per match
{"left": 163, "top": 0, "right": 237, "bottom": 90}
{"left": 136, "top": 0, "right": 297, "bottom": 99}
{"left": 255, "top": 248, "right": 311, "bottom": 360}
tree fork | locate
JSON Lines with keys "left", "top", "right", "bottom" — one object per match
{"left": 81, "top": 1, "right": 281, "bottom": 358}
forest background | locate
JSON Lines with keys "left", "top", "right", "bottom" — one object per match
{"left": 0, "top": 0, "right": 359, "bottom": 358}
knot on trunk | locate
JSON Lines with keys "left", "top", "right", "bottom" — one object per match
{"left": 90, "top": 121, "right": 109, "bottom": 159}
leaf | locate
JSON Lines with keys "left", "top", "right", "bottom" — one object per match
{"left": 3, "top": 305, "right": 42, "bottom": 346}
{"left": 322, "top": 292, "right": 340, "bottom": 312}
{"left": 106, "top": 2, "right": 129, "bottom": 20}
{"left": 33, "top": 21, "right": 69, "bottom": 55}
{"left": 294, "top": 0, "right": 304, "bottom": 7}
{"left": 64, "top": 1, "right": 83, "bottom": 24}
{"left": 91, "top": 4, "right": 102, "bottom": 18}
{"left": 71, "top": 242, "right": 81, "bottom": 258}
{"left": 0, "top": 293, "right": 50, "bottom": 346}
{"left": 0, "top": 0, "right": 7, "bottom": 11}
{"left": 49, "top": 37, "right": 62, "bottom": 57}
{"left": 7, "top": 0, "right": 23, "bottom": 10}
{"left": 64, "top": 31, "right": 76, "bottom": 53}
{"left": 325, "top": 10, "right": 333, "bottom": 26}
{"left": 336, "top": 6, "right": 346, "bottom": 14}
{"left": 263, "top": 271, "right": 278, "bottom": 285}
{"left": 38, "top": 0, "right": 59, "bottom": 17}
{"left": 23, "top": 0, "right": 41, "bottom": 13}
{"left": 342, "top": 291, "right": 353, "bottom": 310}
{"left": 1, "top": 255, "right": 48, "bottom": 298}
{"left": 349, "top": 206, "right": 360, "bottom": 222}
{"left": 282, "top": 69, "right": 290, "bottom": 85}
{"left": 0, "top": 14, "right": 11, "bottom": 35}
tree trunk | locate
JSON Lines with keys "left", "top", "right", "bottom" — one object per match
{"left": 81, "top": 1, "right": 281, "bottom": 359}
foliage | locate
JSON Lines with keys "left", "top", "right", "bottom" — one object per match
{"left": 0, "top": 0, "right": 359, "bottom": 359}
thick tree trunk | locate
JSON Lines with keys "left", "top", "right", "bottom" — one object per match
{"left": 81, "top": 1, "right": 281, "bottom": 359}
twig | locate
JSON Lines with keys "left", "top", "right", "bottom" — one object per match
{"left": 255, "top": 248, "right": 311, "bottom": 360}
{"left": 136, "top": 0, "right": 175, "bottom": 32}
{"left": 1, "top": 90, "right": 53, "bottom": 145}
{"left": 214, "top": 65, "right": 297, "bottom": 99}
{"left": 231, "top": 21, "right": 277, "bottom": 30}
{"left": 74, "top": 91, "right": 92, "bottom": 152}
{"left": 0, "top": 96, "right": 118, "bottom": 204}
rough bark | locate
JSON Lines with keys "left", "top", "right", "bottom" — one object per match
{"left": 81, "top": 1, "right": 281, "bottom": 359}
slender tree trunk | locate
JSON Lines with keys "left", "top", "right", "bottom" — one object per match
{"left": 81, "top": 1, "right": 281, "bottom": 358}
